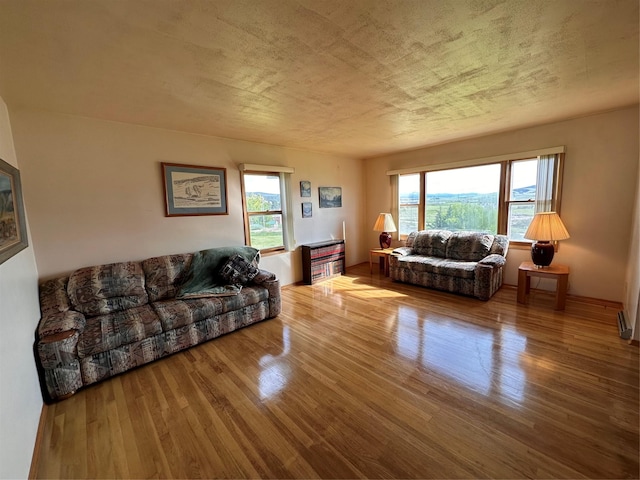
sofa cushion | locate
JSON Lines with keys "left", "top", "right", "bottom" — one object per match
{"left": 39, "top": 276, "right": 72, "bottom": 317}
{"left": 489, "top": 234, "right": 510, "bottom": 257}
{"left": 219, "top": 254, "right": 260, "bottom": 285}
{"left": 153, "top": 285, "right": 269, "bottom": 331}
{"left": 68, "top": 262, "right": 148, "bottom": 316}
{"left": 152, "top": 297, "right": 223, "bottom": 331}
{"left": 77, "top": 305, "right": 162, "bottom": 358}
{"left": 433, "top": 260, "right": 477, "bottom": 279}
{"left": 446, "top": 232, "right": 494, "bottom": 261}
{"left": 396, "top": 255, "right": 476, "bottom": 279}
{"left": 412, "top": 230, "right": 451, "bottom": 257}
{"left": 142, "top": 254, "right": 193, "bottom": 302}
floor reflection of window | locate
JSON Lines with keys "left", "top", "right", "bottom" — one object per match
{"left": 259, "top": 326, "right": 291, "bottom": 400}
{"left": 497, "top": 327, "right": 526, "bottom": 404}
{"left": 395, "top": 306, "right": 526, "bottom": 404}
{"left": 423, "top": 321, "right": 494, "bottom": 396}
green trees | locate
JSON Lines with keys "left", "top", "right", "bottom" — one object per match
{"left": 428, "top": 202, "right": 497, "bottom": 234}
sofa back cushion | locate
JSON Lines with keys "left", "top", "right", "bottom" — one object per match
{"left": 446, "top": 232, "right": 494, "bottom": 261}
{"left": 412, "top": 230, "right": 451, "bottom": 257}
{"left": 142, "top": 253, "right": 193, "bottom": 302}
{"left": 490, "top": 234, "right": 510, "bottom": 257}
{"left": 39, "top": 276, "right": 72, "bottom": 317}
{"left": 67, "top": 261, "right": 148, "bottom": 316}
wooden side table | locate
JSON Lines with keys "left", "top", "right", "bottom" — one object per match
{"left": 369, "top": 248, "right": 395, "bottom": 276}
{"left": 517, "top": 261, "right": 569, "bottom": 310}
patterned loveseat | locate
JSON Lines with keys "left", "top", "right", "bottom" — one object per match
{"left": 36, "top": 246, "right": 281, "bottom": 401}
{"left": 389, "top": 230, "right": 509, "bottom": 300}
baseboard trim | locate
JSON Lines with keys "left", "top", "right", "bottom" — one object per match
{"left": 29, "top": 403, "right": 48, "bottom": 479}
{"left": 502, "top": 283, "right": 622, "bottom": 309}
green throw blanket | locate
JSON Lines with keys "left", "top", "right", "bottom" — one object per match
{"left": 176, "top": 246, "right": 259, "bottom": 298}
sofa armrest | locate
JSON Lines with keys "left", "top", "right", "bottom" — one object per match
{"left": 474, "top": 256, "right": 506, "bottom": 300}
{"left": 392, "top": 247, "right": 413, "bottom": 257}
{"left": 38, "top": 310, "right": 86, "bottom": 338}
{"left": 260, "top": 278, "right": 281, "bottom": 318}
{"left": 477, "top": 254, "right": 506, "bottom": 268}
{"left": 36, "top": 309, "right": 87, "bottom": 400}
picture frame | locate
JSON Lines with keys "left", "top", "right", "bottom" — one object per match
{"left": 302, "top": 202, "right": 312, "bottom": 218}
{"left": 0, "top": 157, "right": 29, "bottom": 265}
{"left": 162, "top": 163, "right": 228, "bottom": 216}
{"left": 300, "top": 180, "right": 311, "bottom": 197}
{"left": 318, "top": 186, "right": 342, "bottom": 208}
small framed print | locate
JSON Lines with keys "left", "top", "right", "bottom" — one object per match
{"left": 300, "top": 180, "right": 311, "bottom": 197}
{"left": 302, "top": 202, "right": 312, "bottom": 218}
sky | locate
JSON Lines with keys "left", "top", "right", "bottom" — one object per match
{"left": 401, "top": 159, "right": 537, "bottom": 195}
{"left": 244, "top": 174, "right": 281, "bottom": 194}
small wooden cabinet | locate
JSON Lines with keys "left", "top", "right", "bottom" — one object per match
{"left": 301, "top": 240, "right": 346, "bottom": 285}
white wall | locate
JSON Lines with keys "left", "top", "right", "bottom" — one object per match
{"left": 0, "top": 97, "right": 42, "bottom": 479}
{"left": 365, "top": 106, "right": 639, "bottom": 302}
{"left": 9, "top": 110, "right": 366, "bottom": 284}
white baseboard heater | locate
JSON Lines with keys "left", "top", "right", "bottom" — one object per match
{"left": 617, "top": 311, "right": 632, "bottom": 340}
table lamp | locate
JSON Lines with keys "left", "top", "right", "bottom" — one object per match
{"left": 523, "top": 212, "right": 570, "bottom": 267}
{"left": 373, "top": 213, "right": 397, "bottom": 249}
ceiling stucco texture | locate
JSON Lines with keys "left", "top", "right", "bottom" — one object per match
{"left": 0, "top": 0, "right": 638, "bottom": 158}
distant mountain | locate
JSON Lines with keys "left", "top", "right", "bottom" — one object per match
{"left": 400, "top": 185, "right": 535, "bottom": 203}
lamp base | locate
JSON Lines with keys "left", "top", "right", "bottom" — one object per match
{"left": 379, "top": 232, "right": 392, "bottom": 249}
{"left": 531, "top": 241, "right": 555, "bottom": 267}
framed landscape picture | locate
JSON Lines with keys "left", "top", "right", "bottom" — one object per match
{"left": 162, "top": 163, "right": 228, "bottom": 216}
{"left": 0, "top": 157, "right": 28, "bottom": 265}
{"left": 302, "top": 202, "right": 312, "bottom": 218}
{"left": 319, "top": 186, "right": 342, "bottom": 208}
{"left": 300, "top": 180, "right": 311, "bottom": 197}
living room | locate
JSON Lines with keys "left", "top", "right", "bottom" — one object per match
{"left": 1, "top": 1, "right": 639, "bottom": 478}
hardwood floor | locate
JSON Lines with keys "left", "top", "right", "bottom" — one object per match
{"left": 31, "top": 263, "right": 639, "bottom": 479}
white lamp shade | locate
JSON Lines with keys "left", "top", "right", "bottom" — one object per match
{"left": 524, "top": 212, "right": 570, "bottom": 241}
{"left": 373, "top": 213, "right": 397, "bottom": 232}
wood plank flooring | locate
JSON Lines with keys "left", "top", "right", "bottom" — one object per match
{"left": 31, "top": 263, "right": 640, "bottom": 479}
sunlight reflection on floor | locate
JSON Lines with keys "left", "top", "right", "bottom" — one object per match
{"left": 393, "top": 305, "right": 527, "bottom": 404}
{"left": 258, "top": 326, "right": 291, "bottom": 400}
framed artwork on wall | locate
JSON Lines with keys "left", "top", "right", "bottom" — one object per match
{"left": 302, "top": 202, "right": 312, "bottom": 218}
{"left": 0, "top": 157, "right": 29, "bottom": 265}
{"left": 162, "top": 163, "right": 228, "bottom": 216}
{"left": 300, "top": 180, "right": 311, "bottom": 197}
{"left": 318, "top": 186, "right": 342, "bottom": 208}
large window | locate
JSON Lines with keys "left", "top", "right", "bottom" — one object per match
{"left": 425, "top": 164, "right": 500, "bottom": 234}
{"left": 242, "top": 172, "right": 285, "bottom": 252}
{"left": 396, "top": 153, "right": 563, "bottom": 245}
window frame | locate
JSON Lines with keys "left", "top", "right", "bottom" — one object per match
{"left": 396, "top": 153, "right": 564, "bottom": 248}
{"left": 240, "top": 170, "right": 286, "bottom": 254}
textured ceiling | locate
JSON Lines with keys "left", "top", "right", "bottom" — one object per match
{"left": 0, "top": 0, "right": 638, "bottom": 158}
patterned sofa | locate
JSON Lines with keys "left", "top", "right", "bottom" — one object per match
{"left": 36, "top": 246, "right": 281, "bottom": 401}
{"left": 389, "top": 230, "right": 509, "bottom": 300}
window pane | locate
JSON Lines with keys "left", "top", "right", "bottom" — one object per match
{"left": 510, "top": 159, "right": 537, "bottom": 201}
{"left": 399, "top": 205, "right": 418, "bottom": 235}
{"left": 244, "top": 174, "right": 281, "bottom": 212}
{"left": 249, "top": 214, "right": 283, "bottom": 249}
{"left": 508, "top": 204, "right": 535, "bottom": 241}
{"left": 425, "top": 164, "right": 499, "bottom": 234}
{"left": 399, "top": 174, "right": 420, "bottom": 235}
{"left": 399, "top": 174, "right": 420, "bottom": 205}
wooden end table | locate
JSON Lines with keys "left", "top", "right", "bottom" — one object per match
{"left": 517, "top": 261, "right": 569, "bottom": 310}
{"left": 369, "top": 248, "right": 395, "bottom": 276}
